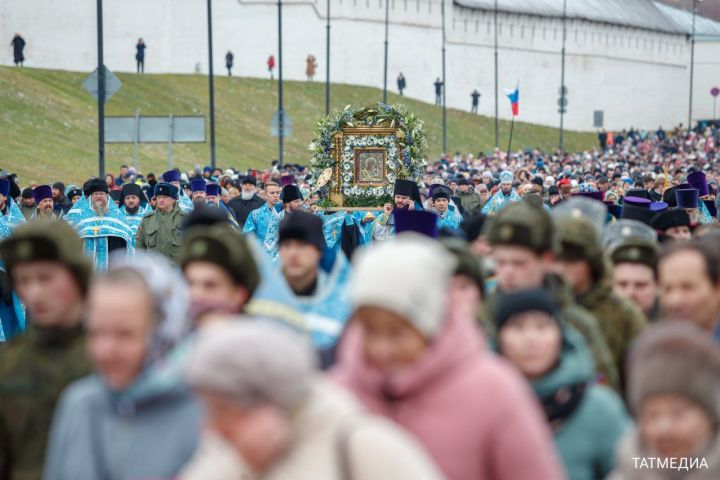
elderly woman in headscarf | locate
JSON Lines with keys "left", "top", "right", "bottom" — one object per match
{"left": 44, "top": 252, "right": 200, "bottom": 480}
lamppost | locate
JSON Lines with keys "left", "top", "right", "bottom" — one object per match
{"left": 559, "top": 0, "right": 567, "bottom": 151}
{"left": 277, "top": 0, "right": 284, "bottom": 167}
{"left": 688, "top": 0, "right": 699, "bottom": 130}
{"left": 441, "top": 0, "right": 447, "bottom": 154}
{"left": 96, "top": 0, "right": 105, "bottom": 177}
{"left": 494, "top": 0, "right": 499, "bottom": 148}
{"left": 325, "top": 0, "right": 331, "bottom": 116}
{"left": 383, "top": 0, "right": 390, "bottom": 103}
{"left": 207, "top": 0, "right": 217, "bottom": 169}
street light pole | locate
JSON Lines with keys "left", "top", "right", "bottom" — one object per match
{"left": 278, "top": 0, "right": 284, "bottom": 167}
{"left": 207, "top": 0, "right": 217, "bottom": 169}
{"left": 96, "top": 0, "right": 105, "bottom": 177}
{"left": 325, "top": 0, "right": 331, "bottom": 116}
{"left": 493, "top": 0, "right": 499, "bottom": 148}
{"left": 688, "top": 0, "right": 698, "bottom": 131}
{"left": 383, "top": 0, "right": 390, "bottom": 103}
{"left": 559, "top": 0, "right": 567, "bottom": 151}
{"left": 441, "top": 0, "right": 447, "bottom": 154}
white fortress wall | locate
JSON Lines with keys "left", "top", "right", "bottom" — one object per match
{"left": 1, "top": 0, "right": 718, "bottom": 133}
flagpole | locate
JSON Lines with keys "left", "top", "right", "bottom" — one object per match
{"left": 507, "top": 115, "right": 515, "bottom": 160}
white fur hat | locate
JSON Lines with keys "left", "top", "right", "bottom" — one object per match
{"left": 350, "top": 233, "right": 457, "bottom": 338}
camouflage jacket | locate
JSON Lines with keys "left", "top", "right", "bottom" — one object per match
{"left": 577, "top": 262, "right": 648, "bottom": 388}
{"left": 0, "top": 324, "right": 90, "bottom": 480}
{"left": 478, "top": 274, "right": 620, "bottom": 392}
{"left": 135, "top": 204, "right": 187, "bottom": 264}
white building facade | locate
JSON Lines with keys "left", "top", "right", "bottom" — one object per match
{"left": 2, "top": 0, "right": 719, "bottom": 131}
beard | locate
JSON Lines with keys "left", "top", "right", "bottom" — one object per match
{"left": 193, "top": 198, "right": 207, "bottom": 209}
{"left": 241, "top": 190, "right": 256, "bottom": 200}
{"left": 125, "top": 204, "right": 140, "bottom": 214}
{"left": 92, "top": 202, "right": 108, "bottom": 216}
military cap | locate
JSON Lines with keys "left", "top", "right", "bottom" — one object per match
{"left": 441, "top": 237, "right": 485, "bottom": 297}
{"left": 483, "top": 202, "right": 553, "bottom": 253}
{"left": 610, "top": 237, "right": 659, "bottom": 270}
{"left": 553, "top": 216, "right": 603, "bottom": 267}
{"left": 0, "top": 219, "right": 92, "bottom": 294}
{"left": 155, "top": 182, "right": 179, "bottom": 200}
{"left": 602, "top": 219, "right": 657, "bottom": 251}
{"left": 67, "top": 188, "right": 83, "bottom": 201}
{"left": 553, "top": 197, "right": 607, "bottom": 235}
{"left": 180, "top": 225, "right": 260, "bottom": 297}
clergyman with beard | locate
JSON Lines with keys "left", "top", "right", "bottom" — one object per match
{"left": 228, "top": 175, "right": 264, "bottom": 228}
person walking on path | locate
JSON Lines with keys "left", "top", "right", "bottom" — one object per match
{"left": 225, "top": 50, "right": 234, "bottom": 76}
{"left": 471, "top": 89, "right": 481, "bottom": 114}
{"left": 11, "top": 34, "right": 25, "bottom": 66}
{"left": 136, "top": 38, "right": 146, "bottom": 74}
{"left": 397, "top": 73, "right": 406, "bottom": 96}
{"left": 305, "top": 54, "right": 317, "bottom": 81}
{"left": 434, "top": 77, "right": 444, "bottom": 106}
{"left": 267, "top": 55, "right": 275, "bottom": 79}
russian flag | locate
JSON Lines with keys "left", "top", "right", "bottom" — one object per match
{"left": 505, "top": 84, "right": 519, "bottom": 116}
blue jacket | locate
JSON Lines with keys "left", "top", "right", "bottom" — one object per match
{"left": 44, "top": 345, "right": 201, "bottom": 480}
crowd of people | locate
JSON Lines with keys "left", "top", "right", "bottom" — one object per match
{"left": 1, "top": 121, "right": 720, "bottom": 479}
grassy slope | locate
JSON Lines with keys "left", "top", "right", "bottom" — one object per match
{"left": 0, "top": 66, "right": 596, "bottom": 184}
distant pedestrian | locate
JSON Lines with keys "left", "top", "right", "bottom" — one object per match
{"left": 598, "top": 128, "right": 608, "bottom": 150}
{"left": 225, "top": 50, "right": 234, "bottom": 76}
{"left": 267, "top": 54, "right": 275, "bottom": 79}
{"left": 434, "top": 77, "right": 444, "bottom": 106}
{"left": 306, "top": 54, "right": 317, "bottom": 81}
{"left": 11, "top": 33, "right": 25, "bottom": 66}
{"left": 397, "top": 72, "right": 406, "bottom": 96}
{"left": 471, "top": 89, "right": 480, "bottom": 113}
{"left": 136, "top": 38, "right": 146, "bottom": 74}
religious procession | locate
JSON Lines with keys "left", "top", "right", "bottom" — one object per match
{"left": 1, "top": 93, "right": 720, "bottom": 480}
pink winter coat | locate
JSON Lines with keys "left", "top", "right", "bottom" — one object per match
{"left": 331, "top": 311, "right": 566, "bottom": 480}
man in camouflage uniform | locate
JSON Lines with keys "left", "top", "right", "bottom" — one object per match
{"left": 554, "top": 216, "right": 648, "bottom": 388}
{"left": 478, "top": 201, "right": 620, "bottom": 391}
{"left": 0, "top": 220, "right": 92, "bottom": 480}
{"left": 135, "top": 182, "right": 188, "bottom": 264}
{"left": 610, "top": 237, "right": 661, "bottom": 323}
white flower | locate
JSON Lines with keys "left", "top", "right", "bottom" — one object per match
{"left": 343, "top": 187, "right": 352, "bottom": 195}
{"left": 343, "top": 162, "right": 351, "bottom": 171}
